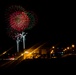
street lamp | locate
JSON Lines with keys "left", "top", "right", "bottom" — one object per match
{"left": 72, "top": 44, "right": 75, "bottom": 48}
{"left": 67, "top": 47, "right": 70, "bottom": 50}
{"left": 52, "top": 46, "right": 55, "bottom": 49}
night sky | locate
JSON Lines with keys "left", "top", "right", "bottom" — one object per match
{"left": 0, "top": 0, "right": 76, "bottom": 52}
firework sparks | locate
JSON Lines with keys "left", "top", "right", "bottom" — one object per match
{"left": 9, "top": 11, "right": 30, "bottom": 32}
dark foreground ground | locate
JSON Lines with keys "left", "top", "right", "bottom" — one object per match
{"left": 0, "top": 55, "right": 76, "bottom": 73}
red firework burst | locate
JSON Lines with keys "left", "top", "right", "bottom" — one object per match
{"left": 9, "top": 11, "right": 30, "bottom": 32}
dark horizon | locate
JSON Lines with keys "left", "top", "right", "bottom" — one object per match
{"left": 0, "top": 0, "right": 76, "bottom": 52}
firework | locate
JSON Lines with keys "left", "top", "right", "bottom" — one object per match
{"left": 9, "top": 11, "right": 30, "bottom": 32}
{"left": 5, "top": 5, "right": 37, "bottom": 39}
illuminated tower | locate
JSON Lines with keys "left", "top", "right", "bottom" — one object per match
{"left": 15, "top": 32, "right": 27, "bottom": 52}
{"left": 16, "top": 35, "right": 20, "bottom": 52}
{"left": 21, "top": 32, "right": 28, "bottom": 50}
